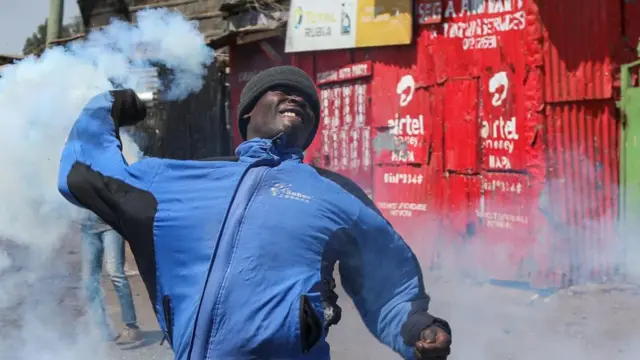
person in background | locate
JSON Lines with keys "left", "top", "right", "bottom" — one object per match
{"left": 81, "top": 211, "right": 142, "bottom": 344}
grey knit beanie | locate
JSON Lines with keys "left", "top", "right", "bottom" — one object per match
{"left": 237, "top": 66, "right": 320, "bottom": 150}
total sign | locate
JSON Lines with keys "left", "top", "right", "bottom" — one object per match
{"left": 285, "top": 0, "right": 357, "bottom": 52}
{"left": 374, "top": 74, "right": 427, "bottom": 164}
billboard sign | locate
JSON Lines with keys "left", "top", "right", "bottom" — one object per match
{"left": 285, "top": 0, "right": 413, "bottom": 53}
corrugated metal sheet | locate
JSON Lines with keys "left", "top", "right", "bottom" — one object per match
{"left": 365, "top": 45, "right": 439, "bottom": 250}
{"left": 544, "top": 101, "right": 620, "bottom": 285}
{"left": 444, "top": 78, "right": 480, "bottom": 173}
{"left": 420, "top": 0, "right": 546, "bottom": 282}
{"left": 539, "top": 0, "right": 619, "bottom": 102}
{"left": 224, "top": 0, "right": 626, "bottom": 288}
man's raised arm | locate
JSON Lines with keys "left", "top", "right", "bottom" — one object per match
{"left": 58, "top": 90, "right": 160, "bottom": 229}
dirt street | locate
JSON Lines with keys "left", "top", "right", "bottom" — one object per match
{"left": 2, "top": 238, "right": 640, "bottom": 359}
{"left": 99, "top": 273, "right": 640, "bottom": 360}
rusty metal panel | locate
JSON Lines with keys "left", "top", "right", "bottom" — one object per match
{"left": 444, "top": 78, "right": 480, "bottom": 173}
{"left": 538, "top": 0, "right": 620, "bottom": 102}
{"left": 544, "top": 101, "right": 620, "bottom": 284}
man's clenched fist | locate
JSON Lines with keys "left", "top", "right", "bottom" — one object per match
{"left": 110, "top": 89, "right": 147, "bottom": 127}
{"left": 414, "top": 325, "right": 452, "bottom": 359}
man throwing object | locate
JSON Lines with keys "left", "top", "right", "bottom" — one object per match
{"left": 58, "top": 66, "right": 452, "bottom": 359}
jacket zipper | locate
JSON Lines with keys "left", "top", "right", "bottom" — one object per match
{"left": 186, "top": 160, "right": 273, "bottom": 359}
{"left": 162, "top": 295, "right": 174, "bottom": 347}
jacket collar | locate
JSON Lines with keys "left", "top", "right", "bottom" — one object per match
{"left": 235, "top": 135, "right": 303, "bottom": 164}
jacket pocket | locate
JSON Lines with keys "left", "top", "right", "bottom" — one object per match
{"left": 299, "top": 294, "right": 323, "bottom": 354}
{"left": 162, "top": 295, "right": 174, "bottom": 347}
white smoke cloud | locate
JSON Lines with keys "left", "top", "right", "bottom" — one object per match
{"left": 386, "top": 177, "right": 640, "bottom": 360}
{"left": 0, "top": 8, "right": 213, "bottom": 359}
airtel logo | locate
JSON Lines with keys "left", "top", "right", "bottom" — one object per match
{"left": 396, "top": 74, "right": 415, "bottom": 107}
{"left": 488, "top": 72, "right": 509, "bottom": 107}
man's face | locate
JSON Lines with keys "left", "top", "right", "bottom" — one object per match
{"left": 246, "top": 86, "right": 315, "bottom": 149}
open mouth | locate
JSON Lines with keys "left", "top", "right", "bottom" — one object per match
{"left": 278, "top": 106, "right": 304, "bottom": 122}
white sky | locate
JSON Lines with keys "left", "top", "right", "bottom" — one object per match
{"left": 0, "top": 0, "right": 80, "bottom": 54}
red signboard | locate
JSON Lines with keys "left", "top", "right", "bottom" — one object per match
{"left": 316, "top": 61, "right": 373, "bottom": 85}
{"left": 371, "top": 69, "right": 430, "bottom": 166}
{"left": 417, "top": 0, "right": 443, "bottom": 25}
{"left": 374, "top": 165, "right": 431, "bottom": 221}
{"left": 373, "top": 164, "right": 437, "bottom": 260}
{"left": 480, "top": 69, "right": 526, "bottom": 171}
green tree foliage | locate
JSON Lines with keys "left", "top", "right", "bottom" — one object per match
{"left": 22, "top": 16, "right": 84, "bottom": 56}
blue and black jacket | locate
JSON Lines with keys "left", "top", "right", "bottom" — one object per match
{"left": 57, "top": 92, "right": 449, "bottom": 359}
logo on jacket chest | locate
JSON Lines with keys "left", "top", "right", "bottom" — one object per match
{"left": 270, "top": 183, "right": 312, "bottom": 203}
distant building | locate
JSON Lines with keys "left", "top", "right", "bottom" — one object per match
{"left": 0, "top": 54, "right": 23, "bottom": 73}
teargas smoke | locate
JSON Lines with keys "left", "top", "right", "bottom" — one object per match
{"left": 0, "top": 8, "right": 213, "bottom": 359}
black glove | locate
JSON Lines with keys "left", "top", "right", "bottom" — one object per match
{"left": 110, "top": 89, "right": 147, "bottom": 127}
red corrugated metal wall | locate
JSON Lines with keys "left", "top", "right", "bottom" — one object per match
{"left": 227, "top": 0, "right": 626, "bottom": 287}
{"left": 368, "top": 44, "right": 440, "bottom": 264}
{"left": 414, "top": 0, "right": 547, "bottom": 281}
{"left": 544, "top": 102, "right": 620, "bottom": 285}
{"left": 539, "top": 0, "right": 618, "bottom": 102}
{"left": 538, "top": 0, "right": 622, "bottom": 286}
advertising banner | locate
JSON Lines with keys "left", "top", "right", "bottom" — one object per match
{"left": 285, "top": 0, "right": 413, "bottom": 52}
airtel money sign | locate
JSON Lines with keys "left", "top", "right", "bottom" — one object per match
{"left": 375, "top": 74, "right": 427, "bottom": 164}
